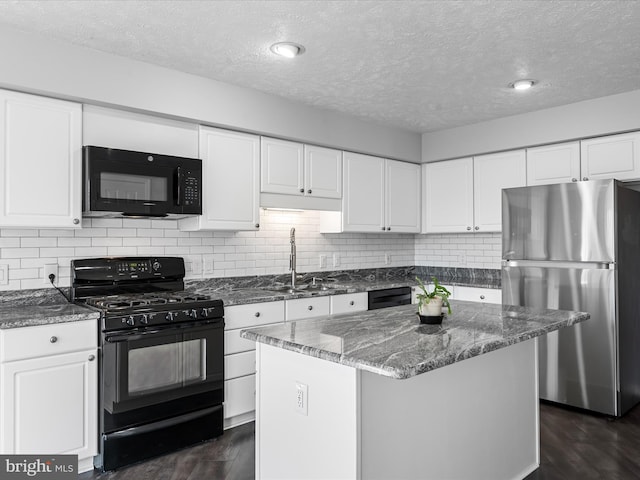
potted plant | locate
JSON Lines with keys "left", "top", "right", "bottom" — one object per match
{"left": 415, "top": 276, "right": 452, "bottom": 317}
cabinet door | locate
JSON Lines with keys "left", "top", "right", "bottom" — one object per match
{"left": 581, "top": 132, "right": 640, "bottom": 181}
{"left": 0, "top": 350, "right": 97, "bottom": 460}
{"left": 304, "top": 145, "right": 342, "bottom": 199}
{"left": 526, "top": 142, "right": 580, "bottom": 186}
{"left": 0, "top": 89, "right": 82, "bottom": 228}
{"left": 224, "top": 374, "right": 256, "bottom": 419}
{"left": 473, "top": 150, "right": 526, "bottom": 232}
{"left": 385, "top": 160, "right": 421, "bottom": 233}
{"left": 342, "top": 152, "right": 385, "bottom": 232}
{"left": 180, "top": 127, "right": 259, "bottom": 231}
{"left": 260, "top": 137, "right": 304, "bottom": 195}
{"left": 423, "top": 158, "right": 474, "bottom": 233}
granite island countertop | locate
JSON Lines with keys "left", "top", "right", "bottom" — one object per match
{"left": 240, "top": 300, "right": 589, "bottom": 379}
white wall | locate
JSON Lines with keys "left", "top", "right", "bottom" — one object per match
{"left": 0, "top": 210, "right": 416, "bottom": 291}
{"left": 422, "top": 89, "right": 640, "bottom": 162}
{"left": 0, "top": 25, "right": 421, "bottom": 163}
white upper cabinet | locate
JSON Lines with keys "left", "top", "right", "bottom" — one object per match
{"left": 422, "top": 151, "right": 525, "bottom": 234}
{"left": 304, "top": 145, "right": 342, "bottom": 199}
{"left": 260, "top": 137, "right": 304, "bottom": 196}
{"left": 179, "top": 126, "right": 260, "bottom": 231}
{"left": 385, "top": 159, "right": 421, "bottom": 233}
{"left": 260, "top": 137, "right": 342, "bottom": 200}
{"left": 423, "top": 158, "right": 474, "bottom": 233}
{"left": 342, "top": 152, "right": 385, "bottom": 232}
{"left": 473, "top": 150, "right": 527, "bottom": 232}
{"left": 341, "top": 152, "right": 420, "bottom": 233}
{"left": 0, "top": 89, "right": 82, "bottom": 228}
{"left": 526, "top": 142, "right": 581, "bottom": 186}
{"left": 580, "top": 132, "right": 640, "bottom": 181}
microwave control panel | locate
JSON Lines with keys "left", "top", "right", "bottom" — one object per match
{"left": 182, "top": 174, "right": 200, "bottom": 207}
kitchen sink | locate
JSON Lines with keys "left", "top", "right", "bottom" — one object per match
{"left": 261, "top": 283, "right": 337, "bottom": 294}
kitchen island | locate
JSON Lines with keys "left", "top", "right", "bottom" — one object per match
{"left": 241, "top": 300, "right": 589, "bottom": 480}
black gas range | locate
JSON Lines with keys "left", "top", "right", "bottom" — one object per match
{"left": 71, "top": 257, "right": 224, "bottom": 472}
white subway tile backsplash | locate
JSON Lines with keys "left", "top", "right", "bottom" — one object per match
{"left": 0, "top": 210, "right": 502, "bottom": 290}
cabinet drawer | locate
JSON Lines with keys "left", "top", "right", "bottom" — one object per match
{"left": 224, "top": 374, "right": 256, "bottom": 419}
{"left": 330, "top": 293, "right": 368, "bottom": 314}
{"left": 285, "top": 296, "right": 330, "bottom": 321}
{"left": 225, "top": 328, "right": 257, "bottom": 355}
{"left": 454, "top": 286, "right": 501, "bottom": 304}
{"left": 0, "top": 320, "right": 97, "bottom": 363}
{"left": 225, "top": 301, "right": 285, "bottom": 330}
{"left": 225, "top": 351, "right": 256, "bottom": 380}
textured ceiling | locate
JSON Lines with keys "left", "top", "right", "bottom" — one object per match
{"left": 0, "top": 0, "right": 639, "bottom": 133}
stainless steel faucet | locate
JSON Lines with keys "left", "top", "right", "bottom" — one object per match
{"left": 289, "top": 227, "right": 297, "bottom": 289}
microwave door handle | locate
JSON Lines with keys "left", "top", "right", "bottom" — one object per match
{"left": 176, "top": 166, "right": 182, "bottom": 206}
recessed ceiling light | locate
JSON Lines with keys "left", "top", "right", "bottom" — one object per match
{"left": 510, "top": 79, "right": 537, "bottom": 91}
{"left": 270, "top": 42, "right": 305, "bottom": 58}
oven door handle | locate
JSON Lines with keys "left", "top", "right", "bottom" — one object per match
{"left": 104, "top": 319, "right": 223, "bottom": 343}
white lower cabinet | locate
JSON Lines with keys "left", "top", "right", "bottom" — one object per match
{"left": 454, "top": 286, "right": 502, "bottom": 304}
{"left": 223, "top": 301, "right": 285, "bottom": 428}
{"left": 0, "top": 320, "right": 98, "bottom": 474}
{"left": 330, "top": 293, "right": 368, "bottom": 314}
{"left": 285, "top": 296, "right": 331, "bottom": 321}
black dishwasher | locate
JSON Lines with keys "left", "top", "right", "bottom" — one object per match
{"left": 368, "top": 287, "right": 412, "bottom": 310}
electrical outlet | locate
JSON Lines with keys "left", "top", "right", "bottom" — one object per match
{"left": 295, "top": 382, "right": 308, "bottom": 416}
{"left": 319, "top": 255, "right": 327, "bottom": 269}
{"left": 203, "top": 255, "right": 215, "bottom": 274}
{"left": 44, "top": 264, "right": 58, "bottom": 284}
{"left": 459, "top": 254, "right": 467, "bottom": 265}
{"left": 332, "top": 253, "right": 340, "bottom": 268}
{"left": 0, "top": 264, "right": 8, "bottom": 285}
{"left": 384, "top": 254, "right": 391, "bottom": 265}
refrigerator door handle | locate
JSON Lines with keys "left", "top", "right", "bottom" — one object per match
{"left": 502, "top": 259, "right": 614, "bottom": 270}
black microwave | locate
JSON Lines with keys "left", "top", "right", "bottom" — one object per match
{"left": 83, "top": 146, "right": 202, "bottom": 218}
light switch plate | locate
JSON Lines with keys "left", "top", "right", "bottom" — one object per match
{"left": 0, "top": 264, "right": 8, "bottom": 285}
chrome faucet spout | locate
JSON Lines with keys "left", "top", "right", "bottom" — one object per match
{"left": 289, "top": 227, "right": 297, "bottom": 288}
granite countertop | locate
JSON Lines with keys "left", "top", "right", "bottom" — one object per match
{"left": 0, "top": 303, "right": 100, "bottom": 329}
{"left": 240, "top": 300, "right": 589, "bottom": 379}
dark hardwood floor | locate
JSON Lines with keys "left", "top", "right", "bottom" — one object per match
{"left": 80, "top": 401, "right": 640, "bottom": 480}
{"left": 78, "top": 422, "right": 254, "bottom": 480}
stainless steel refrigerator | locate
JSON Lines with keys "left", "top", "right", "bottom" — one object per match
{"left": 502, "top": 179, "right": 640, "bottom": 416}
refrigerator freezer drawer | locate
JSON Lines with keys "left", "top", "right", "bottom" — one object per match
{"left": 502, "top": 265, "right": 617, "bottom": 415}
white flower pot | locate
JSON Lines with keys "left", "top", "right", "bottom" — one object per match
{"left": 419, "top": 296, "right": 443, "bottom": 316}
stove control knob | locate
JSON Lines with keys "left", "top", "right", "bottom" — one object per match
{"left": 139, "top": 314, "right": 149, "bottom": 325}
{"left": 152, "top": 261, "right": 161, "bottom": 271}
{"left": 165, "top": 312, "right": 175, "bottom": 322}
{"left": 200, "top": 308, "right": 209, "bottom": 318}
{"left": 189, "top": 309, "right": 198, "bottom": 319}
{"left": 126, "top": 316, "right": 136, "bottom": 326}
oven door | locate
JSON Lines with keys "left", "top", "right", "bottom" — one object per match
{"left": 102, "top": 320, "right": 223, "bottom": 414}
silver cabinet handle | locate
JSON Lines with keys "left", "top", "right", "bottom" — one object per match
{"left": 299, "top": 188, "right": 305, "bottom": 193}
{"left": 73, "top": 218, "right": 80, "bottom": 225}
{"left": 255, "top": 223, "right": 260, "bottom": 228}
{"left": 480, "top": 295, "right": 485, "bottom": 300}
{"left": 307, "top": 305, "right": 313, "bottom": 310}
{"left": 50, "top": 336, "right": 58, "bottom": 343}
{"left": 387, "top": 227, "right": 391, "bottom": 231}
{"left": 466, "top": 226, "right": 471, "bottom": 231}
{"left": 307, "top": 189, "right": 312, "bottom": 194}
{"left": 571, "top": 178, "right": 577, "bottom": 182}
{"left": 254, "top": 312, "right": 260, "bottom": 317}
{"left": 381, "top": 226, "right": 385, "bottom": 231}
{"left": 349, "top": 301, "right": 355, "bottom": 306}
{"left": 88, "top": 354, "right": 95, "bottom": 361}
{"left": 474, "top": 226, "right": 479, "bottom": 231}
{"left": 583, "top": 177, "right": 589, "bottom": 181}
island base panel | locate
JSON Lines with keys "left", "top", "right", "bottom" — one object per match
{"left": 361, "top": 339, "right": 539, "bottom": 480}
